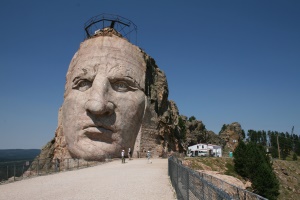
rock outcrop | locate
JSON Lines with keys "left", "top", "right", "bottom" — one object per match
{"left": 182, "top": 117, "right": 225, "bottom": 149}
{"left": 219, "top": 122, "right": 245, "bottom": 153}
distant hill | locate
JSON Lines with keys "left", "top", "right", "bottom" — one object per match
{"left": 0, "top": 149, "right": 41, "bottom": 162}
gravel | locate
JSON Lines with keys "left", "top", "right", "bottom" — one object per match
{"left": 0, "top": 158, "right": 176, "bottom": 200}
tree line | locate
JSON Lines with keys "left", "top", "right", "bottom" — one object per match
{"left": 246, "top": 129, "right": 299, "bottom": 160}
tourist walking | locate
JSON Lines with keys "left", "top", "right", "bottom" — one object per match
{"left": 121, "top": 150, "right": 125, "bottom": 163}
{"left": 147, "top": 151, "right": 152, "bottom": 163}
{"left": 128, "top": 148, "right": 131, "bottom": 160}
{"left": 55, "top": 158, "right": 60, "bottom": 172}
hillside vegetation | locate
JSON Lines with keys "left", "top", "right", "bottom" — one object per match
{"left": 273, "top": 159, "right": 300, "bottom": 200}
{"left": 183, "top": 156, "right": 300, "bottom": 200}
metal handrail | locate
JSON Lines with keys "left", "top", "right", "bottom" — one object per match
{"left": 168, "top": 156, "right": 268, "bottom": 200}
{"left": 0, "top": 157, "right": 112, "bottom": 184}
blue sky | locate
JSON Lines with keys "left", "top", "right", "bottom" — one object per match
{"left": 0, "top": 0, "right": 299, "bottom": 149}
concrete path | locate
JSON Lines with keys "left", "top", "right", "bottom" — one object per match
{"left": 0, "top": 158, "right": 176, "bottom": 200}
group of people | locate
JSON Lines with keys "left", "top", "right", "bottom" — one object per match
{"left": 121, "top": 148, "right": 152, "bottom": 164}
{"left": 121, "top": 148, "right": 132, "bottom": 163}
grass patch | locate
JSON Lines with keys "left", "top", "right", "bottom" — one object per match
{"left": 224, "top": 162, "right": 236, "bottom": 176}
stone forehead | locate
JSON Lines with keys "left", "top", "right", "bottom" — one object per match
{"left": 74, "top": 36, "right": 146, "bottom": 68}
{"left": 68, "top": 36, "right": 146, "bottom": 81}
{"left": 64, "top": 36, "right": 146, "bottom": 96}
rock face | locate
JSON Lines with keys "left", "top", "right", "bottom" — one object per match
{"left": 133, "top": 53, "right": 183, "bottom": 158}
{"left": 182, "top": 117, "right": 225, "bottom": 148}
{"left": 35, "top": 27, "right": 183, "bottom": 167}
{"left": 219, "top": 122, "right": 244, "bottom": 153}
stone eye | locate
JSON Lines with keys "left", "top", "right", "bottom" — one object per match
{"left": 73, "top": 79, "right": 92, "bottom": 91}
{"left": 79, "top": 81, "right": 90, "bottom": 87}
{"left": 112, "top": 81, "right": 129, "bottom": 92}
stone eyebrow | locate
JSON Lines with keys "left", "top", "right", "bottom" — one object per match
{"left": 72, "top": 68, "right": 96, "bottom": 83}
{"left": 123, "top": 76, "right": 144, "bottom": 92}
{"left": 109, "top": 75, "right": 144, "bottom": 92}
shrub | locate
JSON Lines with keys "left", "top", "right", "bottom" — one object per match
{"left": 293, "top": 153, "right": 298, "bottom": 161}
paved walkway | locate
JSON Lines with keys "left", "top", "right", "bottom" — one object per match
{"left": 0, "top": 158, "right": 176, "bottom": 200}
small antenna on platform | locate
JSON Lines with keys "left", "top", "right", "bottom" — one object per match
{"left": 84, "top": 13, "right": 138, "bottom": 45}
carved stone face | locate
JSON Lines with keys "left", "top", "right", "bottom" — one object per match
{"left": 62, "top": 36, "right": 146, "bottom": 160}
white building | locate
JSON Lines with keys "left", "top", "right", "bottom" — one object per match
{"left": 187, "top": 143, "right": 222, "bottom": 157}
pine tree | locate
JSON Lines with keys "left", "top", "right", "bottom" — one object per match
{"left": 293, "top": 152, "right": 298, "bottom": 161}
{"left": 177, "top": 116, "right": 186, "bottom": 140}
{"left": 233, "top": 142, "right": 279, "bottom": 199}
{"left": 188, "top": 116, "right": 196, "bottom": 122}
{"left": 219, "top": 124, "right": 227, "bottom": 134}
{"left": 233, "top": 141, "right": 247, "bottom": 176}
{"left": 252, "top": 162, "right": 279, "bottom": 200}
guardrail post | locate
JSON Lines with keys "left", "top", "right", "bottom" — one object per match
{"left": 186, "top": 170, "right": 189, "bottom": 200}
{"left": 168, "top": 157, "right": 170, "bottom": 176}
{"left": 177, "top": 161, "right": 179, "bottom": 189}
{"left": 22, "top": 164, "right": 25, "bottom": 178}
{"left": 13, "top": 164, "right": 16, "bottom": 181}
{"left": 55, "top": 159, "right": 57, "bottom": 172}
{"left": 46, "top": 160, "right": 48, "bottom": 173}
{"left": 37, "top": 159, "right": 39, "bottom": 175}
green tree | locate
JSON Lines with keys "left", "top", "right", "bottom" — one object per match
{"left": 268, "top": 131, "right": 279, "bottom": 158}
{"left": 188, "top": 116, "right": 196, "bottom": 122}
{"left": 233, "top": 141, "right": 247, "bottom": 176}
{"left": 252, "top": 162, "right": 279, "bottom": 200}
{"left": 219, "top": 124, "right": 227, "bottom": 134}
{"left": 295, "top": 141, "right": 300, "bottom": 156}
{"left": 293, "top": 153, "right": 298, "bottom": 161}
{"left": 247, "top": 129, "right": 258, "bottom": 143}
{"left": 233, "top": 142, "right": 279, "bottom": 200}
{"left": 177, "top": 116, "right": 186, "bottom": 140}
{"left": 241, "top": 129, "right": 246, "bottom": 139}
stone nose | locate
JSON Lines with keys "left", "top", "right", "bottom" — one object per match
{"left": 85, "top": 99, "right": 114, "bottom": 115}
{"left": 84, "top": 78, "right": 115, "bottom": 116}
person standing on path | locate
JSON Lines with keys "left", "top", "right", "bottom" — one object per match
{"left": 55, "top": 158, "right": 60, "bottom": 172}
{"left": 121, "top": 150, "right": 125, "bottom": 163}
{"left": 128, "top": 148, "right": 131, "bottom": 160}
{"left": 147, "top": 151, "right": 152, "bottom": 163}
